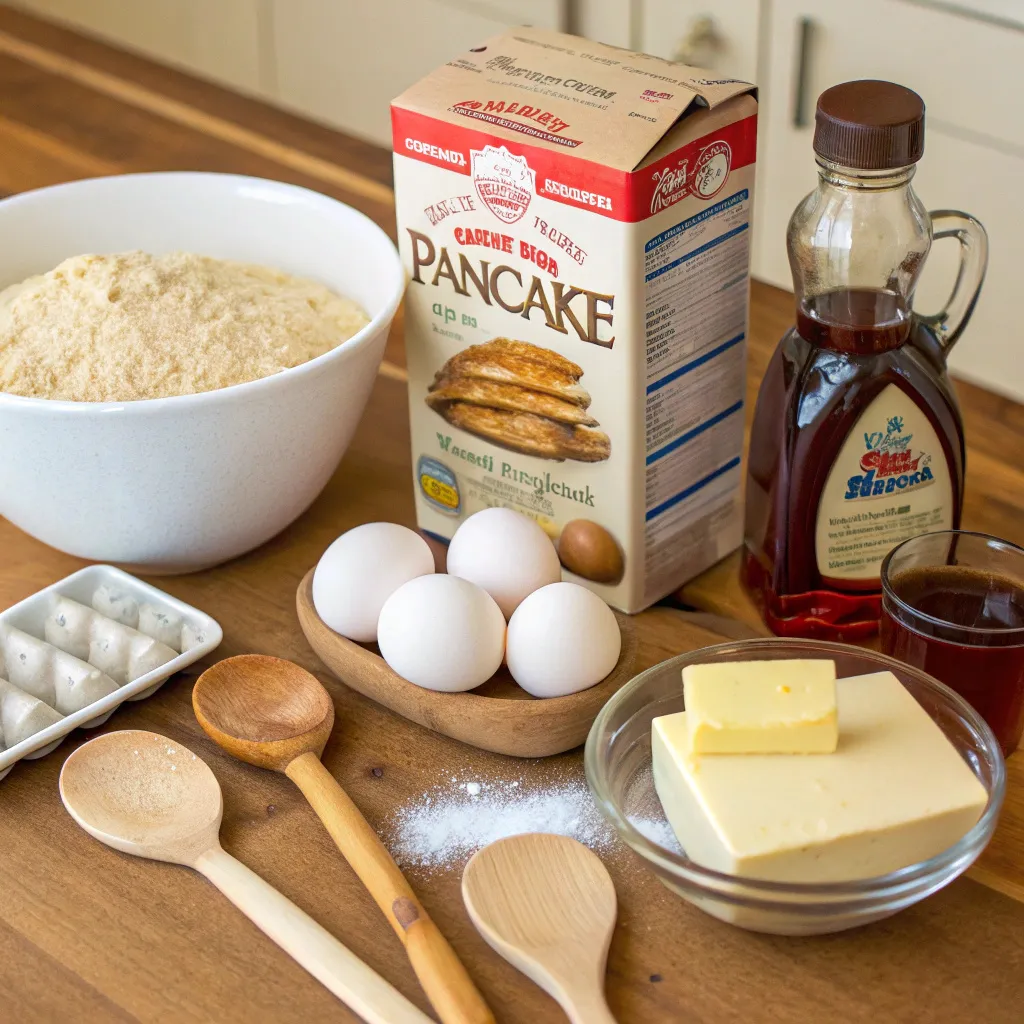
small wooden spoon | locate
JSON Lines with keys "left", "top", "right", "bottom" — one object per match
{"left": 194, "top": 655, "right": 494, "bottom": 1024}
{"left": 59, "top": 730, "right": 432, "bottom": 1024}
{"left": 463, "top": 834, "right": 618, "bottom": 1024}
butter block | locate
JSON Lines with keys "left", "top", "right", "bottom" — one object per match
{"left": 683, "top": 659, "right": 838, "bottom": 753}
{"left": 653, "top": 671, "right": 988, "bottom": 882}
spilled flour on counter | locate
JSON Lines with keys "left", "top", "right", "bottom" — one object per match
{"left": 384, "top": 775, "right": 678, "bottom": 870}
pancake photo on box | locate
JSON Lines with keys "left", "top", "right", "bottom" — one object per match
{"left": 426, "top": 338, "right": 611, "bottom": 463}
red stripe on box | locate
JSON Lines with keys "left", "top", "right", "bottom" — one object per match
{"left": 391, "top": 107, "right": 756, "bottom": 224}
{"left": 634, "top": 115, "right": 757, "bottom": 220}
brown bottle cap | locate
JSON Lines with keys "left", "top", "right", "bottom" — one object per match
{"left": 814, "top": 80, "right": 925, "bottom": 169}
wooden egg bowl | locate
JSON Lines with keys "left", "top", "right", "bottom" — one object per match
{"left": 296, "top": 568, "right": 638, "bottom": 758}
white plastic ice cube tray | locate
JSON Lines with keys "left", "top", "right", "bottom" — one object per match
{"left": 0, "top": 565, "right": 222, "bottom": 781}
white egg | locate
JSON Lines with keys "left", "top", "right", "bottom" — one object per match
{"left": 377, "top": 575, "right": 506, "bottom": 692}
{"left": 506, "top": 582, "right": 621, "bottom": 698}
{"left": 447, "top": 507, "right": 561, "bottom": 619}
{"left": 312, "top": 523, "right": 434, "bottom": 642}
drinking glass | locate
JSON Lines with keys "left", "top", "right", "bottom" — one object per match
{"left": 880, "top": 530, "right": 1024, "bottom": 755}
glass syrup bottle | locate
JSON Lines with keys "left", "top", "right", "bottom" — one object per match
{"left": 743, "top": 80, "right": 988, "bottom": 640}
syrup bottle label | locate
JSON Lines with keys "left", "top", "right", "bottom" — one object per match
{"left": 814, "top": 384, "right": 953, "bottom": 582}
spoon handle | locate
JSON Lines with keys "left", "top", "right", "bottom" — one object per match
{"left": 194, "top": 845, "right": 433, "bottom": 1024}
{"left": 287, "top": 751, "right": 495, "bottom": 1024}
{"left": 559, "top": 988, "right": 619, "bottom": 1024}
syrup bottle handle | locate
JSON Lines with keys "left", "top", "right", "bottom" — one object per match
{"left": 917, "top": 210, "right": 988, "bottom": 355}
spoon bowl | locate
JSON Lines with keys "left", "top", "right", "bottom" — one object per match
{"left": 193, "top": 655, "right": 335, "bottom": 771}
{"left": 60, "top": 729, "right": 433, "bottom": 1024}
{"left": 60, "top": 729, "right": 223, "bottom": 866}
{"left": 193, "top": 655, "right": 495, "bottom": 1024}
{"left": 463, "top": 834, "right": 618, "bottom": 1024}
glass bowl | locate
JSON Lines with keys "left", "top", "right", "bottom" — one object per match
{"left": 584, "top": 639, "right": 1006, "bottom": 935}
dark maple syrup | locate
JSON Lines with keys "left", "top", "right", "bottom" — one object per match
{"left": 881, "top": 564, "right": 1024, "bottom": 755}
{"left": 742, "top": 80, "right": 986, "bottom": 640}
{"left": 796, "top": 288, "right": 910, "bottom": 353}
{"left": 744, "top": 292, "right": 964, "bottom": 639}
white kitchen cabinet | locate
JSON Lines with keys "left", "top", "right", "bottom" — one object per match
{"left": 270, "top": 0, "right": 566, "bottom": 148}
{"left": 13, "top": 0, "right": 567, "bottom": 147}
{"left": 9, "top": 0, "right": 269, "bottom": 96}
{"left": 755, "top": 0, "right": 1024, "bottom": 398}
{"left": 574, "top": 0, "right": 632, "bottom": 48}
{"left": 638, "top": 0, "right": 760, "bottom": 85}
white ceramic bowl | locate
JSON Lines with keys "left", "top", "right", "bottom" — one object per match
{"left": 0, "top": 173, "right": 403, "bottom": 572}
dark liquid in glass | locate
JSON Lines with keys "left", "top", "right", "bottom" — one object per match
{"left": 881, "top": 565, "right": 1024, "bottom": 755}
{"left": 743, "top": 287, "right": 965, "bottom": 641}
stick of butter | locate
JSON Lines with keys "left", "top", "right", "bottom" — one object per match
{"left": 683, "top": 659, "right": 838, "bottom": 754}
{"left": 653, "top": 670, "right": 988, "bottom": 882}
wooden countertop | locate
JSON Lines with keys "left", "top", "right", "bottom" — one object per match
{"left": 0, "top": 8, "right": 1022, "bottom": 1022}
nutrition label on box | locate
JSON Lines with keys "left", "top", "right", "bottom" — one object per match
{"left": 644, "top": 336, "right": 746, "bottom": 456}
{"left": 641, "top": 189, "right": 750, "bottom": 586}
{"left": 642, "top": 456, "right": 742, "bottom": 605}
{"left": 644, "top": 190, "right": 750, "bottom": 384}
{"left": 645, "top": 415, "right": 744, "bottom": 527}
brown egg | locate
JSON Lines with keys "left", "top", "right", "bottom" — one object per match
{"left": 557, "top": 519, "right": 625, "bottom": 584}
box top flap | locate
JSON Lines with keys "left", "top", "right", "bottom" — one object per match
{"left": 392, "top": 27, "right": 755, "bottom": 172}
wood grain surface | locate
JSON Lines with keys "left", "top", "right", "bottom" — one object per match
{"left": 0, "top": 7, "right": 1023, "bottom": 1022}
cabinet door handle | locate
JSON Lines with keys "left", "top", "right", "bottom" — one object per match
{"left": 793, "top": 17, "right": 814, "bottom": 128}
{"left": 673, "top": 15, "right": 721, "bottom": 66}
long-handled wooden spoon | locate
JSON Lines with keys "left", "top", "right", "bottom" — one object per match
{"left": 193, "top": 654, "right": 494, "bottom": 1024}
{"left": 463, "top": 833, "right": 619, "bottom": 1024}
{"left": 59, "top": 729, "right": 432, "bottom": 1024}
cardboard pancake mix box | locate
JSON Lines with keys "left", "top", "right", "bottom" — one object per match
{"left": 391, "top": 28, "right": 757, "bottom": 613}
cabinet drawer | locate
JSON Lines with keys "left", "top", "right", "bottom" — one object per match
{"left": 756, "top": 0, "right": 1024, "bottom": 400}
{"left": 271, "top": 0, "right": 565, "bottom": 148}
{"left": 638, "top": 0, "right": 760, "bottom": 85}
{"left": 777, "top": 0, "right": 1024, "bottom": 152}
{"left": 913, "top": 132, "right": 1024, "bottom": 397}
{"left": 10, "top": 0, "right": 266, "bottom": 96}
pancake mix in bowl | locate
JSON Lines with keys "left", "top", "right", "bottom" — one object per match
{"left": 392, "top": 27, "right": 757, "bottom": 612}
{"left": 0, "top": 250, "right": 369, "bottom": 402}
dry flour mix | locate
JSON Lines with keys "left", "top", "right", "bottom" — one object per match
{"left": 0, "top": 251, "right": 368, "bottom": 402}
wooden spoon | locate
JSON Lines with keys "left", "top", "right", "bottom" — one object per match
{"left": 193, "top": 654, "right": 494, "bottom": 1024}
{"left": 463, "top": 834, "right": 618, "bottom": 1024}
{"left": 59, "top": 729, "right": 432, "bottom": 1024}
